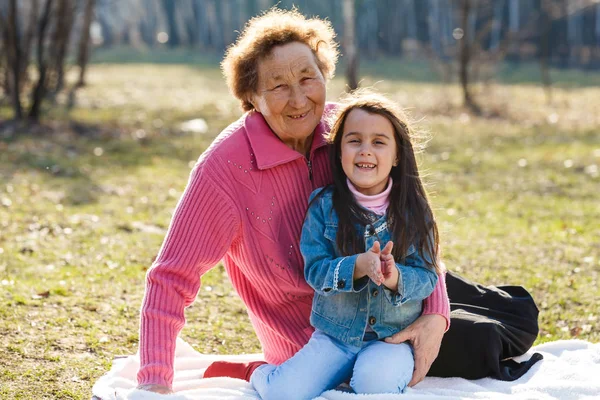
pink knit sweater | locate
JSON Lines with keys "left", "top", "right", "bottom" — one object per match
{"left": 137, "top": 107, "right": 450, "bottom": 388}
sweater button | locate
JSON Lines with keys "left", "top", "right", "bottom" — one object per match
{"left": 369, "top": 316, "right": 376, "bottom": 326}
{"left": 367, "top": 225, "right": 375, "bottom": 236}
{"left": 337, "top": 279, "right": 346, "bottom": 289}
{"left": 372, "top": 289, "right": 379, "bottom": 298}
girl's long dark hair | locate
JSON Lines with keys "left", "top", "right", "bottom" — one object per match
{"left": 326, "top": 93, "right": 441, "bottom": 274}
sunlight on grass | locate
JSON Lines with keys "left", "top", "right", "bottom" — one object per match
{"left": 0, "top": 61, "right": 598, "bottom": 398}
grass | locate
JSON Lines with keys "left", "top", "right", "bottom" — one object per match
{"left": 0, "top": 59, "right": 599, "bottom": 399}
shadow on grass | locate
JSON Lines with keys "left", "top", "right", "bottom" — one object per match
{"left": 0, "top": 119, "right": 208, "bottom": 205}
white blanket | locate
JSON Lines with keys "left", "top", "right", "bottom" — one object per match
{"left": 92, "top": 339, "right": 600, "bottom": 400}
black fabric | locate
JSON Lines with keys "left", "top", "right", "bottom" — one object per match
{"left": 427, "top": 271, "right": 543, "bottom": 381}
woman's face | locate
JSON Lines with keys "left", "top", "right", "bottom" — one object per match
{"left": 251, "top": 42, "right": 326, "bottom": 151}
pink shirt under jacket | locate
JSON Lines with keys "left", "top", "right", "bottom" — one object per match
{"left": 137, "top": 105, "right": 450, "bottom": 388}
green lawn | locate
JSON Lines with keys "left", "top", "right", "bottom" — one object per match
{"left": 0, "top": 61, "right": 599, "bottom": 399}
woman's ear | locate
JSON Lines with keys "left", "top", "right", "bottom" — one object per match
{"left": 248, "top": 94, "right": 261, "bottom": 113}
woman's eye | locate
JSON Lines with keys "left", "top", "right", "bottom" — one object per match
{"left": 272, "top": 84, "right": 285, "bottom": 90}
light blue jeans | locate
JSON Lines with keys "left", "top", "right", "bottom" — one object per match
{"left": 251, "top": 330, "right": 414, "bottom": 400}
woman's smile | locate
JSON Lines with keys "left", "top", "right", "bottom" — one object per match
{"left": 288, "top": 111, "right": 309, "bottom": 120}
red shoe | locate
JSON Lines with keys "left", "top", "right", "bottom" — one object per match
{"left": 203, "top": 360, "right": 267, "bottom": 381}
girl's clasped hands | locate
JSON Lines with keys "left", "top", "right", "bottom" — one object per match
{"left": 355, "top": 240, "right": 399, "bottom": 290}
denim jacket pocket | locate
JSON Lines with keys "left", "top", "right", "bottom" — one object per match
{"left": 380, "top": 299, "right": 422, "bottom": 330}
{"left": 312, "top": 292, "right": 360, "bottom": 329}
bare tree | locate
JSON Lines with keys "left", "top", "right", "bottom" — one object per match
{"left": 343, "top": 0, "right": 358, "bottom": 90}
{"left": 49, "top": 0, "right": 76, "bottom": 94}
{"left": 77, "top": 0, "right": 96, "bottom": 87}
{"left": 538, "top": 0, "right": 552, "bottom": 103}
{"left": 161, "top": 0, "right": 180, "bottom": 47}
{"left": 29, "top": 0, "right": 55, "bottom": 121}
{"left": 19, "top": 0, "right": 40, "bottom": 94}
{"left": 2, "top": 0, "right": 24, "bottom": 119}
{"left": 458, "top": 0, "right": 480, "bottom": 113}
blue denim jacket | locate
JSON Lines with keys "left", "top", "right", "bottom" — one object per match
{"left": 300, "top": 186, "right": 438, "bottom": 347}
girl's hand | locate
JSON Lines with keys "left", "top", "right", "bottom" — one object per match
{"left": 380, "top": 241, "right": 395, "bottom": 279}
{"left": 354, "top": 241, "right": 385, "bottom": 285}
{"left": 380, "top": 241, "right": 399, "bottom": 290}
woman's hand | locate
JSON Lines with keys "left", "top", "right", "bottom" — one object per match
{"left": 384, "top": 313, "right": 446, "bottom": 387}
{"left": 354, "top": 241, "right": 384, "bottom": 285}
{"left": 136, "top": 384, "right": 173, "bottom": 394}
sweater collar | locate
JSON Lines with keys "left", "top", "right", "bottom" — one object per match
{"left": 243, "top": 104, "right": 335, "bottom": 170}
{"left": 347, "top": 177, "right": 393, "bottom": 215}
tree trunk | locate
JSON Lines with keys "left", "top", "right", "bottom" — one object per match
{"left": 490, "top": 0, "right": 504, "bottom": 51}
{"left": 51, "top": 0, "right": 76, "bottom": 94}
{"left": 539, "top": 0, "right": 552, "bottom": 103}
{"left": 220, "top": 0, "right": 233, "bottom": 48}
{"left": 161, "top": 0, "right": 180, "bottom": 47}
{"left": 6, "top": 0, "right": 23, "bottom": 119}
{"left": 19, "top": 0, "right": 39, "bottom": 93}
{"left": 459, "top": 0, "right": 480, "bottom": 113}
{"left": 29, "top": 0, "right": 54, "bottom": 121}
{"left": 365, "top": 0, "right": 378, "bottom": 58}
{"left": 429, "top": 0, "right": 441, "bottom": 57}
{"left": 343, "top": 0, "right": 358, "bottom": 90}
{"left": 182, "top": 0, "right": 197, "bottom": 47}
{"left": 77, "top": 0, "right": 95, "bottom": 87}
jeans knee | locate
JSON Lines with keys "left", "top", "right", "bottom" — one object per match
{"left": 351, "top": 356, "right": 413, "bottom": 395}
{"left": 251, "top": 365, "right": 320, "bottom": 400}
{"left": 351, "top": 369, "right": 409, "bottom": 395}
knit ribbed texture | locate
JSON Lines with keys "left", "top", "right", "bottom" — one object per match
{"left": 422, "top": 270, "right": 451, "bottom": 331}
{"left": 137, "top": 107, "right": 450, "bottom": 388}
{"left": 347, "top": 177, "right": 392, "bottom": 215}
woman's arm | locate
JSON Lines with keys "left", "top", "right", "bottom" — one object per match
{"left": 137, "top": 165, "right": 240, "bottom": 390}
{"left": 422, "top": 266, "right": 451, "bottom": 329}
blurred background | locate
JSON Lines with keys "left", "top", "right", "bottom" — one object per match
{"left": 0, "top": 1, "right": 599, "bottom": 399}
{"left": 1, "top": 0, "right": 600, "bottom": 120}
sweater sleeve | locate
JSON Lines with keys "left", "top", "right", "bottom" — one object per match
{"left": 421, "top": 268, "right": 451, "bottom": 332}
{"left": 137, "top": 162, "right": 240, "bottom": 388}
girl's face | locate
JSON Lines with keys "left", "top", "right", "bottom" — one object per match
{"left": 340, "top": 108, "right": 398, "bottom": 196}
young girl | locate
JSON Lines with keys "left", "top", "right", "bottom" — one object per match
{"left": 250, "top": 93, "right": 441, "bottom": 400}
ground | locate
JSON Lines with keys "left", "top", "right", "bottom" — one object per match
{"left": 0, "top": 56, "right": 598, "bottom": 399}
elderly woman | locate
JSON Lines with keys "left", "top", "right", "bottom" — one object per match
{"left": 136, "top": 9, "right": 535, "bottom": 396}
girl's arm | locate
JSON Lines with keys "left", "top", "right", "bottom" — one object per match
{"left": 381, "top": 249, "right": 439, "bottom": 306}
{"left": 137, "top": 164, "right": 240, "bottom": 389}
{"left": 301, "top": 193, "right": 367, "bottom": 295}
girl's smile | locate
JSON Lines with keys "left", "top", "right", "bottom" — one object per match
{"left": 341, "top": 109, "right": 398, "bottom": 196}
